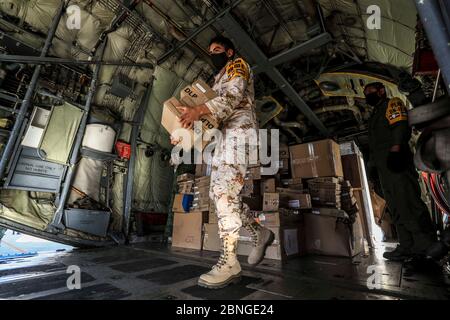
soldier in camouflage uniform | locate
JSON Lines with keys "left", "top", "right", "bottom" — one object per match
{"left": 177, "top": 36, "right": 274, "bottom": 289}
{"left": 364, "top": 82, "right": 436, "bottom": 262}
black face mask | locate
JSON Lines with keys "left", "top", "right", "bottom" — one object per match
{"left": 211, "top": 52, "right": 229, "bottom": 71}
{"left": 365, "top": 92, "right": 382, "bottom": 106}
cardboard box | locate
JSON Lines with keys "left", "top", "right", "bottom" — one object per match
{"left": 310, "top": 191, "right": 341, "bottom": 208}
{"left": 180, "top": 80, "right": 217, "bottom": 106}
{"left": 192, "top": 200, "right": 209, "bottom": 211}
{"left": 263, "top": 193, "right": 279, "bottom": 211}
{"left": 192, "top": 202, "right": 209, "bottom": 211}
{"left": 341, "top": 154, "right": 364, "bottom": 188}
{"left": 261, "top": 178, "right": 276, "bottom": 193}
{"left": 177, "top": 173, "right": 195, "bottom": 183}
{"left": 161, "top": 80, "right": 218, "bottom": 152}
{"left": 247, "top": 166, "right": 262, "bottom": 180}
{"left": 308, "top": 177, "right": 342, "bottom": 184}
{"left": 178, "top": 181, "right": 194, "bottom": 194}
{"left": 172, "top": 194, "right": 193, "bottom": 213}
{"left": 279, "top": 159, "right": 289, "bottom": 174}
{"left": 209, "top": 210, "right": 218, "bottom": 225}
{"left": 308, "top": 180, "right": 342, "bottom": 208}
{"left": 304, "top": 212, "right": 364, "bottom": 257}
{"left": 195, "top": 163, "right": 212, "bottom": 177}
{"left": 339, "top": 140, "right": 360, "bottom": 156}
{"left": 281, "top": 178, "right": 304, "bottom": 190}
{"left": 277, "top": 188, "right": 312, "bottom": 209}
{"left": 308, "top": 182, "right": 341, "bottom": 193}
{"left": 289, "top": 139, "right": 343, "bottom": 179}
{"left": 194, "top": 176, "right": 211, "bottom": 188}
{"left": 172, "top": 211, "right": 208, "bottom": 250}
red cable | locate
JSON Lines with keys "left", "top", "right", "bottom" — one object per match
{"left": 428, "top": 173, "right": 450, "bottom": 213}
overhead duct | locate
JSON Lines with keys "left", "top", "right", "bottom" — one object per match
{"left": 273, "top": 116, "right": 308, "bottom": 135}
{"left": 296, "top": 104, "right": 364, "bottom": 128}
{"left": 272, "top": 116, "right": 305, "bottom": 144}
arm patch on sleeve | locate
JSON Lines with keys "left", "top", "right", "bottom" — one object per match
{"left": 386, "top": 97, "right": 408, "bottom": 125}
{"left": 226, "top": 58, "right": 249, "bottom": 81}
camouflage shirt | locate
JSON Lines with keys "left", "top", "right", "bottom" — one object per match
{"left": 205, "top": 57, "right": 258, "bottom": 131}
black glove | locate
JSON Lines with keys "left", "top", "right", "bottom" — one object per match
{"left": 387, "top": 149, "right": 409, "bottom": 172}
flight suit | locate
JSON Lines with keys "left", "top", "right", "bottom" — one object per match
{"left": 205, "top": 57, "right": 259, "bottom": 239}
{"left": 368, "top": 97, "right": 435, "bottom": 254}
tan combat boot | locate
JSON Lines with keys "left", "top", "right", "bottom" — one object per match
{"left": 198, "top": 236, "right": 241, "bottom": 289}
{"left": 244, "top": 221, "right": 275, "bottom": 266}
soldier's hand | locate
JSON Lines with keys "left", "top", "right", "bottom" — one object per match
{"left": 178, "top": 106, "right": 201, "bottom": 129}
{"left": 170, "top": 135, "right": 181, "bottom": 145}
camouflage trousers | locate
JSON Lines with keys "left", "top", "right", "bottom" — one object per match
{"left": 209, "top": 126, "right": 258, "bottom": 239}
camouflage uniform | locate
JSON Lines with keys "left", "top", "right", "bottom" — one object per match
{"left": 205, "top": 57, "right": 259, "bottom": 239}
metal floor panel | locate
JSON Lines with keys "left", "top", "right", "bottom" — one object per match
{"left": 0, "top": 243, "right": 448, "bottom": 300}
{"left": 0, "top": 272, "right": 95, "bottom": 298}
{"left": 182, "top": 276, "right": 261, "bottom": 300}
{"left": 138, "top": 264, "right": 211, "bottom": 285}
{"left": 0, "top": 262, "right": 66, "bottom": 278}
{"left": 33, "top": 283, "right": 131, "bottom": 300}
{"left": 110, "top": 258, "right": 178, "bottom": 273}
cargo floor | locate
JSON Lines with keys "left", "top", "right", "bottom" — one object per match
{"left": 0, "top": 242, "right": 449, "bottom": 300}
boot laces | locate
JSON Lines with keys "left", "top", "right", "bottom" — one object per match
{"left": 246, "top": 224, "right": 259, "bottom": 246}
{"left": 213, "top": 239, "right": 229, "bottom": 270}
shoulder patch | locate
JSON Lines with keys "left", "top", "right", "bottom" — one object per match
{"left": 226, "top": 58, "right": 249, "bottom": 81}
{"left": 386, "top": 97, "right": 408, "bottom": 125}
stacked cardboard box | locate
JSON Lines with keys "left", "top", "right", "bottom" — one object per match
{"left": 175, "top": 138, "right": 369, "bottom": 260}
{"left": 277, "top": 188, "right": 312, "bottom": 210}
{"left": 306, "top": 177, "right": 358, "bottom": 220}
{"left": 195, "top": 162, "right": 212, "bottom": 177}
{"left": 289, "top": 139, "right": 343, "bottom": 179}
{"left": 204, "top": 163, "right": 308, "bottom": 260}
{"left": 176, "top": 173, "right": 195, "bottom": 194}
{"left": 278, "top": 143, "right": 290, "bottom": 175}
{"left": 172, "top": 173, "right": 205, "bottom": 250}
{"left": 307, "top": 177, "right": 342, "bottom": 209}
{"left": 261, "top": 177, "right": 277, "bottom": 193}
{"left": 280, "top": 177, "right": 304, "bottom": 190}
{"left": 262, "top": 188, "right": 312, "bottom": 212}
{"left": 287, "top": 139, "right": 366, "bottom": 257}
{"left": 192, "top": 176, "right": 211, "bottom": 212}
{"left": 172, "top": 173, "right": 195, "bottom": 213}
